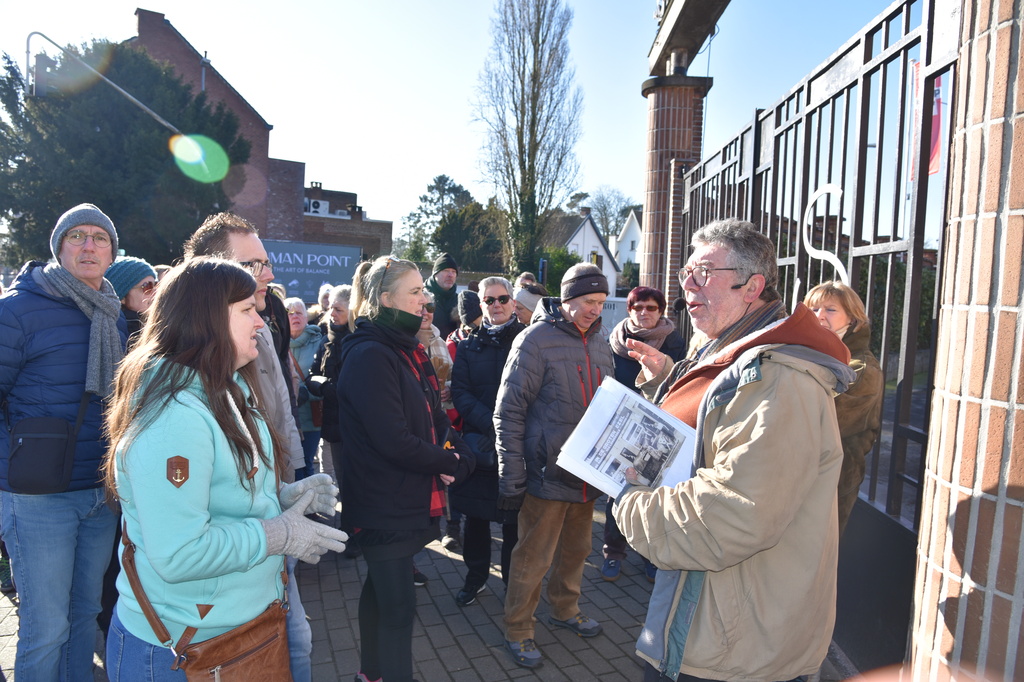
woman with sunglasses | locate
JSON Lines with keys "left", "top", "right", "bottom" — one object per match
{"left": 338, "top": 255, "right": 472, "bottom": 682}
{"left": 449, "top": 277, "right": 526, "bottom": 607}
{"left": 602, "top": 286, "right": 687, "bottom": 582}
{"left": 105, "top": 256, "right": 158, "bottom": 348}
{"left": 416, "top": 291, "right": 453, "bottom": 405}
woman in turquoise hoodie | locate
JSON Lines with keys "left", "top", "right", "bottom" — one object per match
{"left": 102, "top": 258, "right": 347, "bottom": 681}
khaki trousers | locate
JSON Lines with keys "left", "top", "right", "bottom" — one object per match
{"left": 503, "top": 493, "right": 596, "bottom": 640}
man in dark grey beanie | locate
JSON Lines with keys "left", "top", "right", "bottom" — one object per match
{"left": 425, "top": 252, "right": 460, "bottom": 339}
{"left": 0, "top": 203, "right": 127, "bottom": 679}
{"left": 493, "top": 261, "right": 614, "bottom": 668}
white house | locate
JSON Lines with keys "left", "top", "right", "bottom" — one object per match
{"left": 542, "top": 208, "right": 620, "bottom": 287}
{"left": 613, "top": 209, "right": 642, "bottom": 266}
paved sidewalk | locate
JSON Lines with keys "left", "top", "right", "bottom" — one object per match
{"left": 0, "top": 503, "right": 853, "bottom": 681}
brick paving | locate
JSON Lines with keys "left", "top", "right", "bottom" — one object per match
{"left": 0, "top": 502, "right": 852, "bottom": 681}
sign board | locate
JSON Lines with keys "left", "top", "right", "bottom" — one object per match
{"left": 600, "top": 297, "right": 628, "bottom": 331}
{"left": 263, "top": 239, "right": 361, "bottom": 304}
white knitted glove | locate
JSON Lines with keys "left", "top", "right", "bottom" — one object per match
{"left": 261, "top": 490, "right": 348, "bottom": 564}
{"left": 279, "top": 473, "right": 338, "bottom": 517}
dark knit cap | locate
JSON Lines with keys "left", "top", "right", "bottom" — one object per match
{"left": 458, "top": 290, "right": 482, "bottom": 326}
{"left": 432, "top": 252, "right": 459, "bottom": 275}
{"left": 106, "top": 256, "right": 157, "bottom": 300}
{"left": 561, "top": 271, "right": 609, "bottom": 301}
{"left": 50, "top": 203, "right": 118, "bottom": 260}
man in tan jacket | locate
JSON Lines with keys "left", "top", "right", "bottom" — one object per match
{"left": 615, "top": 220, "right": 855, "bottom": 682}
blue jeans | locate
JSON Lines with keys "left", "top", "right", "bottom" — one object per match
{"left": 295, "top": 430, "right": 321, "bottom": 480}
{"left": 106, "top": 566, "right": 307, "bottom": 682}
{"left": 0, "top": 487, "right": 117, "bottom": 681}
{"left": 105, "top": 607, "right": 186, "bottom": 681}
{"left": 286, "top": 556, "right": 312, "bottom": 682}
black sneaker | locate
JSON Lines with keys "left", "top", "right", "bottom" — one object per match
{"left": 413, "top": 567, "right": 428, "bottom": 587}
{"left": 455, "top": 583, "right": 486, "bottom": 607}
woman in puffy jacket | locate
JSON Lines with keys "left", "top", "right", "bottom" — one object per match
{"left": 601, "top": 286, "right": 687, "bottom": 582}
{"left": 449, "top": 277, "right": 526, "bottom": 607}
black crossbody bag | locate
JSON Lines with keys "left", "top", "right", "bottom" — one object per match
{"left": 6, "top": 393, "right": 90, "bottom": 494}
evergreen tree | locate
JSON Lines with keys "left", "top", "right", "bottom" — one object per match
{"left": 0, "top": 41, "right": 249, "bottom": 266}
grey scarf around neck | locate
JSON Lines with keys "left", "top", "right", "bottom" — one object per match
{"left": 41, "top": 263, "right": 124, "bottom": 397}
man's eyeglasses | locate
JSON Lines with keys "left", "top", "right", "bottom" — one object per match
{"left": 423, "top": 303, "right": 436, "bottom": 313}
{"left": 239, "top": 260, "right": 273, "bottom": 277}
{"left": 65, "top": 230, "right": 111, "bottom": 247}
{"left": 482, "top": 295, "right": 511, "bottom": 305}
{"left": 677, "top": 265, "right": 740, "bottom": 288}
{"left": 630, "top": 303, "right": 660, "bottom": 313}
{"left": 136, "top": 280, "right": 157, "bottom": 294}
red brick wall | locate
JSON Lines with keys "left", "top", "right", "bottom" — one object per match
{"left": 911, "top": 1, "right": 1024, "bottom": 679}
{"left": 639, "top": 75, "right": 710, "bottom": 291}
{"left": 132, "top": 9, "right": 271, "bottom": 232}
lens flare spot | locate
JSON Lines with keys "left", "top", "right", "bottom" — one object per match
{"left": 169, "top": 134, "right": 229, "bottom": 183}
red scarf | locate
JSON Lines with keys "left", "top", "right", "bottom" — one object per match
{"left": 398, "top": 344, "right": 446, "bottom": 518}
{"left": 660, "top": 303, "right": 851, "bottom": 427}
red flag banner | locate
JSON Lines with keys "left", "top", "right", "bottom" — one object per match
{"left": 929, "top": 75, "right": 942, "bottom": 175}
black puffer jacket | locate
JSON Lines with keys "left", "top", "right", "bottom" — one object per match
{"left": 306, "top": 323, "right": 350, "bottom": 443}
{"left": 337, "top": 317, "right": 472, "bottom": 532}
{"left": 449, "top": 319, "right": 525, "bottom": 521}
{"left": 494, "top": 298, "right": 614, "bottom": 503}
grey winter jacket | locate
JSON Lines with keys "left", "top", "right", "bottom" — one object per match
{"left": 494, "top": 298, "right": 614, "bottom": 503}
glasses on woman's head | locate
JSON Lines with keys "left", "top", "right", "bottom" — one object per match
{"left": 630, "top": 303, "right": 660, "bottom": 313}
{"left": 483, "top": 295, "right": 511, "bottom": 306}
{"left": 677, "top": 265, "right": 740, "bottom": 288}
{"left": 136, "top": 280, "right": 157, "bottom": 294}
{"left": 378, "top": 255, "right": 402, "bottom": 284}
{"left": 423, "top": 303, "right": 435, "bottom": 313}
{"left": 239, "top": 259, "right": 273, "bottom": 277}
{"left": 65, "top": 230, "right": 111, "bottom": 247}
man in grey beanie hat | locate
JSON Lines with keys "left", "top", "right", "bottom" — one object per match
{"left": 50, "top": 203, "right": 119, "bottom": 262}
{"left": 494, "top": 261, "right": 614, "bottom": 668}
{"left": 0, "top": 204, "right": 127, "bottom": 679}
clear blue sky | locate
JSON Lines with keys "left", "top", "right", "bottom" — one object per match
{"left": 1, "top": 1, "right": 891, "bottom": 232}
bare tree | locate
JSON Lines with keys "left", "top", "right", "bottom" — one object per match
{"left": 477, "top": 0, "right": 583, "bottom": 274}
{"left": 588, "top": 186, "right": 635, "bottom": 241}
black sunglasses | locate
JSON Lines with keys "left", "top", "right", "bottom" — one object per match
{"left": 483, "top": 295, "right": 511, "bottom": 305}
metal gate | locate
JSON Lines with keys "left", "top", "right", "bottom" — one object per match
{"left": 674, "top": 0, "right": 960, "bottom": 667}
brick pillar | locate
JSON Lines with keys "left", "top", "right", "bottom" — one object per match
{"left": 639, "top": 75, "right": 711, "bottom": 291}
{"left": 910, "top": 1, "right": 1024, "bottom": 679}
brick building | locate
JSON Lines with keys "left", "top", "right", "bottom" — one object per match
{"left": 131, "top": 9, "right": 391, "bottom": 258}
{"left": 646, "top": 1, "right": 1024, "bottom": 679}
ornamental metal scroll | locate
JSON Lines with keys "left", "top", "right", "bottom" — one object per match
{"left": 791, "top": 183, "right": 850, "bottom": 309}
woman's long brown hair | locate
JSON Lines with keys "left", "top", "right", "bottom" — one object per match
{"left": 103, "top": 258, "right": 282, "bottom": 498}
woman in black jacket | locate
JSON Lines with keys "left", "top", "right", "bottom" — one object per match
{"left": 602, "top": 286, "right": 687, "bottom": 582}
{"left": 449, "top": 277, "right": 526, "bottom": 607}
{"left": 337, "top": 256, "right": 472, "bottom": 682}
{"left": 307, "top": 284, "right": 352, "bottom": 482}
